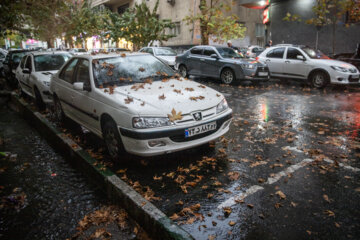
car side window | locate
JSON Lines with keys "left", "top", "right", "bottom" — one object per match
{"left": 25, "top": 56, "right": 32, "bottom": 71}
{"left": 203, "top": 48, "right": 216, "bottom": 57}
{"left": 20, "top": 56, "right": 27, "bottom": 69}
{"left": 266, "top": 48, "right": 285, "bottom": 58}
{"left": 74, "top": 59, "right": 90, "bottom": 86}
{"left": 147, "top": 48, "right": 154, "bottom": 54}
{"left": 59, "top": 58, "right": 79, "bottom": 84}
{"left": 287, "top": 48, "right": 304, "bottom": 60}
{"left": 190, "top": 48, "right": 202, "bottom": 55}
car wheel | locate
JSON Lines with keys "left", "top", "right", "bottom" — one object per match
{"left": 34, "top": 87, "right": 45, "bottom": 111}
{"left": 102, "top": 120, "right": 124, "bottom": 160}
{"left": 179, "top": 65, "right": 188, "bottom": 78}
{"left": 53, "top": 96, "right": 66, "bottom": 123}
{"left": 220, "top": 68, "right": 235, "bottom": 84}
{"left": 310, "top": 71, "right": 328, "bottom": 89}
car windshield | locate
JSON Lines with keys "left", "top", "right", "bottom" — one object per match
{"left": 34, "top": 54, "right": 72, "bottom": 71}
{"left": 216, "top": 47, "right": 243, "bottom": 59}
{"left": 154, "top": 48, "right": 177, "bottom": 56}
{"left": 93, "top": 54, "right": 175, "bottom": 88}
{"left": 301, "top": 47, "right": 330, "bottom": 59}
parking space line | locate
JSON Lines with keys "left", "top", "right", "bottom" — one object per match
{"left": 217, "top": 158, "right": 314, "bottom": 209}
{"left": 284, "top": 146, "right": 360, "bottom": 173}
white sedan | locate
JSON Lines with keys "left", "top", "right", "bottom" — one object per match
{"left": 50, "top": 52, "right": 232, "bottom": 159}
{"left": 15, "top": 51, "right": 71, "bottom": 109}
{"left": 257, "top": 44, "right": 359, "bottom": 88}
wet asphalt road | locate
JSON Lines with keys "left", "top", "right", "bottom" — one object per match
{"left": 3, "top": 77, "right": 360, "bottom": 240}
{"left": 105, "top": 79, "right": 360, "bottom": 240}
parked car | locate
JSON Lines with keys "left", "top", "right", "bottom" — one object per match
{"left": 50, "top": 53, "right": 233, "bottom": 159}
{"left": 68, "top": 48, "right": 88, "bottom": 55}
{"left": 108, "top": 48, "right": 130, "bottom": 52}
{"left": 175, "top": 45, "right": 270, "bottom": 84}
{"left": 0, "top": 49, "right": 8, "bottom": 77}
{"left": 246, "top": 45, "right": 264, "bottom": 58}
{"left": 257, "top": 44, "right": 360, "bottom": 88}
{"left": 2, "top": 49, "right": 32, "bottom": 87}
{"left": 333, "top": 53, "right": 360, "bottom": 71}
{"left": 15, "top": 51, "right": 71, "bottom": 109}
{"left": 139, "top": 47, "right": 177, "bottom": 69}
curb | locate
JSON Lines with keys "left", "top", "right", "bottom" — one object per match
{"left": 9, "top": 93, "right": 194, "bottom": 240}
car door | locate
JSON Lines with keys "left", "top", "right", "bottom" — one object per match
{"left": 283, "top": 47, "right": 310, "bottom": 80}
{"left": 187, "top": 47, "right": 203, "bottom": 75}
{"left": 55, "top": 58, "right": 79, "bottom": 119}
{"left": 22, "top": 56, "right": 33, "bottom": 95}
{"left": 201, "top": 47, "right": 221, "bottom": 77}
{"left": 70, "top": 59, "right": 98, "bottom": 132}
{"left": 16, "top": 56, "right": 27, "bottom": 90}
{"left": 263, "top": 47, "right": 286, "bottom": 77}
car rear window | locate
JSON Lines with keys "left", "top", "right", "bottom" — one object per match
{"left": 93, "top": 54, "right": 174, "bottom": 88}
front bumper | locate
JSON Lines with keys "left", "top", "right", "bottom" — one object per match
{"left": 119, "top": 111, "right": 232, "bottom": 156}
{"left": 330, "top": 71, "right": 360, "bottom": 85}
{"left": 241, "top": 66, "right": 270, "bottom": 81}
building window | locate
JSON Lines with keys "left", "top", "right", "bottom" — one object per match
{"left": 256, "top": 23, "right": 265, "bottom": 37}
{"left": 117, "top": 3, "right": 129, "bottom": 15}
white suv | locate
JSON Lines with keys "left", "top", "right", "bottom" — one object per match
{"left": 257, "top": 44, "right": 359, "bottom": 88}
{"left": 50, "top": 53, "right": 232, "bottom": 159}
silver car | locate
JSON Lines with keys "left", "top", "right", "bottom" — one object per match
{"left": 175, "top": 46, "right": 269, "bottom": 84}
{"left": 139, "top": 47, "right": 177, "bottom": 69}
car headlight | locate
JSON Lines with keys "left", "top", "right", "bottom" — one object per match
{"left": 331, "top": 66, "right": 348, "bottom": 72}
{"left": 241, "top": 64, "right": 255, "bottom": 69}
{"left": 133, "top": 117, "right": 174, "bottom": 129}
{"left": 216, "top": 98, "right": 229, "bottom": 114}
{"left": 42, "top": 81, "right": 50, "bottom": 87}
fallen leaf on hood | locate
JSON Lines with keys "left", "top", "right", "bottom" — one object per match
{"left": 159, "top": 94, "right": 166, "bottom": 100}
{"left": 168, "top": 108, "right": 183, "bottom": 122}
{"left": 216, "top": 94, "right": 221, "bottom": 97}
{"left": 208, "top": 235, "right": 216, "bottom": 240}
{"left": 131, "top": 83, "right": 145, "bottom": 91}
{"left": 124, "top": 96, "right": 133, "bottom": 104}
{"left": 198, "top": 84, "right": 206, "bottom": 88}
{"left": 139, "top": 67, "right": 145, "bottom": 72}
{"left": 121, "top": 53, "right": 126, "bottom": 57}
{"left": 185, "top": 87, "right": 194, "bottom": 91}
{"left": 173, "top": 89, "right": 182, "bottom": 94}
{"left": 228, "top": 221, "right": 236, "bottom": 226}
{"left": 144, "top": 78, "right": 153, "bottom": 84}
{"left": 275, "top": 191, "right": 286, "bottom": 200}
{"left": 101, "top": 62, "right": 108, "bottom": 68}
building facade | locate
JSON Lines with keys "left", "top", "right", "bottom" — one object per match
{"left": 239, "top": 0, "right": 360, "bottom": 54}
{"left": 92, "top": 0, "right": 264, "bottom": 48}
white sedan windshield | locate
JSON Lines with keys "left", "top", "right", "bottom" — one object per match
{"left": 93, "top": 55, "right": 175, "bottom": 88}
{"left": 34, "top": 54, "right": 72, "bottom": 72}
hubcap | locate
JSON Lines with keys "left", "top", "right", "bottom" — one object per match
{"left": 105, "top": 128, "right": 118, "bottom": 158}
{"left": 313, "top": 74, "right": 324, "bottom": 87}
{"left": 222, "top": 70, "right": 233, "bottom": 84}
{"left": 179, "top": 66, "right": 186, "bottom": 78}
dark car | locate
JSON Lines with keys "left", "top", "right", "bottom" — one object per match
{"left": 175, "top": 46, "right": 269, "bottom": 84}
{"left": 2, "top": 49, "right": 32, "bottom": 87}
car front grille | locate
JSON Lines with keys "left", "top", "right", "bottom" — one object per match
{"left": 349, "top": 68, "right": 357, "bottom": 73}
{"left": 348, "top": 75, "right": 360, "bottom": 82}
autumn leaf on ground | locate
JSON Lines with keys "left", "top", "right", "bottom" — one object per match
{"left": 223, "top": 207, "right": 232, "bottom": 217}
{"left": 159, "top": 94, "right": 166, "bottom": 100}
{"left": 190, "top": 203, "right": 201, "bottom": 211}
{"left": 181, "top": 185, "right": 188, "bottom": 194}
{"left": 170, "top": 213, "right": 180, "bottom": 221}
{"left": 153, "top": 175, "right": 162, "bottom": 181}
{"left": 275, "top": 190, "right": 286, "bottom": 200}
{"left": 228, "top": 171, "right": 240, "bottom": 181}
{"left": 323, "top": 194, "right": 330, "bottom": 203}
{"left": 186, "top": 181, "right": 197, "bottom": 188}
{"left": 168, "top": 108, "right": 183, "bottom": 122}
{"left": 175, "top": 175, "right": 186, "bottom": 184}
{"left": 124, "top": 96, "right": 133, "bottom": 104}
{"left": 166, "top": 172, "right": 175, "bottom": 178}
{"left": 139, "top": 67, "right": 145, "bottom": 72}
{"left": 274, "top": 203, "right": 282, "bottom": 209}
{"left": 207, "top": 193, "right": 214, "bottom": 199}
{"left": 324, "top": 210, "right": 335, "bottom": 217}
{"left": 247, "top": 204, "right": 254, "bottom": 209}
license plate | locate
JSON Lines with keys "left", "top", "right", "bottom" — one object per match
{"left": 185, "top": 122, "right": 217, "bottom": 138}
{"left": 258, "top": 72, "right": 268, "bottom": 76}
{"left": 353, "top": 74, "right": 359, "bottom": 79}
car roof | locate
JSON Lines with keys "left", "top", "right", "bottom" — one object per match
{"left": 72, "top": 52, "right": 146, "bottom": 60}
{"left": 28, "top": 51, "right": 70, "bottom": 56}
{"left": 272, "top": 44, "right": 306, "bottom": 48}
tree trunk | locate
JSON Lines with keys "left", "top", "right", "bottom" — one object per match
{"left": 199, "top": 0, "right": 209, "bottom": 45}
{"left": 47, "top": 38, "right": 54, "bottom": 48}
{"left": 332, "top": 21, "right": 336, "bottom": 55}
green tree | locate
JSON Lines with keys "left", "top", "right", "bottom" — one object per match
{"left": 0, "top": 0, "right": 29, "bottom": 36}
{"left": 184, "top": 0, "right": 246, "bottom": 45}
{"left": 106, "top": 0, "right": 176, "bottom": 50}
{"left": 283, "top": 0, "right": 360, "bottom": 54}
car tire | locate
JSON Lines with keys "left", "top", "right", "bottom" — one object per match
{"left": 102, "top": 119, "right": 124, "bottom": 160}
{"left": 53, "top": 95, "right": 66, "bottom": 123}
{"left": 310, "top": 71, "right": 328, "bottom": 89}
{"left": 220, "top": 68, "right": 235, "bottom": 84}
{"left": 34, "top": 87, "right": 45, "bottom": 111}
{"left": 179, "top": 65, "right": 188, "bottom": 78}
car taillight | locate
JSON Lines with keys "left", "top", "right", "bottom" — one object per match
{"left": 255, "top": 57, "right": 259, "bottom": 61}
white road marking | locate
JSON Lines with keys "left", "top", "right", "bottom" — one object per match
{"left": 218, "top": 185, "right": 264, "bottom": 209}
{"left": 284, "top": 146, "right": 360, "bottom": 173}
{"left": 266, "top": 158, "right": 314, "bottom": 184}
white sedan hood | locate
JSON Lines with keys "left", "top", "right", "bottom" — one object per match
{"left": 109, "top": 79, "right": 224, "bottom": 116}
{"left": 33, "top": 70, "right": 58, "bottom": 82}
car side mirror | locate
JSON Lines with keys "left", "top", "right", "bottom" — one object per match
{"left": 297, "top": 55, "right": 305, "bottom": 61}
{"left": 210, "top": 54, "right": 219, "bottom": 59}
{"left": 73, "top": 82, "right": 91, "bottom": 91}
{"left": 23, "top": 68, "right": 31, "bottom": 74}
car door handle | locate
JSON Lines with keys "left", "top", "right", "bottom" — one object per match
{"left": 200, "top": 59, "right": 205, "bottom": 61}
{"left": 265, "top": 59, "right": 271, "bottom": 62}
{"left": 285, "top": 60, "right": 290, "bottom": 63}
